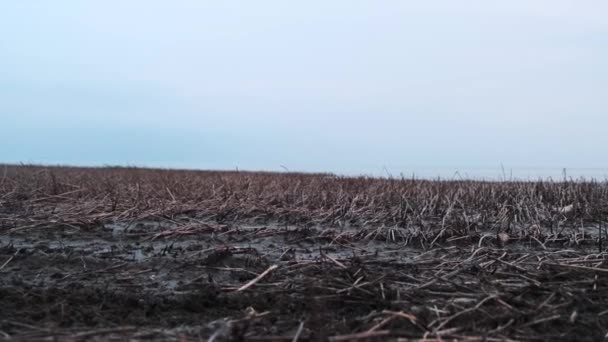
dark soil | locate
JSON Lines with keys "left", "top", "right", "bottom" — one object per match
{"left": 1, "top": 219, "right": 607, "bottom": 341}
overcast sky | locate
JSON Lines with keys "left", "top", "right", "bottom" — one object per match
{"left": 1, "top": 1, "right": 607, "bottom": 178}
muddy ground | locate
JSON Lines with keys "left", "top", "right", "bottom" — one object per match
{"left": 1, "top": 217, "right": 607, "bottom": 341}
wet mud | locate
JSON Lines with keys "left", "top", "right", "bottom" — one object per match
{"left": 1, "top": 219, "right": 607, "bottom": 341}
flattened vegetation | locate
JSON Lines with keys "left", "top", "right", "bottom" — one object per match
{"left": 1, "top": 165, "right": 607, "bottom": 341}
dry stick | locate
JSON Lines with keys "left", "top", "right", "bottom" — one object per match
{"left": 2, "top": 320, "right": 51, "bottom": 332}
{"left": 0, "top": 256, "right": 13, "bottom": 270}
{"left": 8, "top": 223, "right": 49, "bottom": 233}
{"left": 292, "top": 321, "right": 305, "bottom": 342}
{"left": 245, "top": 337, "right": 295, "bottom": 342}
{"left": 236, "top": 265, "right": 279, "bottom": 292}
{"left": 72, "top": 326, "right": 136, "bottom": 338}
{"left": 520, "top": 314, "right": 561, "bottom": 328}
{"left": 0, "top": 330, "right": 9, "bottom": 339}
{"left": 478, "top": 234, "right": 494, "bottom": 248}
{"left": 166, "top": 187, "right": 177, "bottom": 202}
{"left": 493, "top": 258, "right": 528, "bottom": 272}
{"left": 435, "top": 336, "right": 517, "bottom": 342}
{"left": 0, "top": 250, "right": 18, "bottom": 270}
{"left": 433, "top": 295, "right": 497, "bottom": 332}
{"left": 382, "top": 310, "right": 418, "bottom": 325}
{"left": 530, "top": 236, "right": 547, "bottom": 250}
{"left": 325, "top": 253, "right": 347, "bottom": 269}
{"left": 417, "top": 264, "right": 468, "bottom": 290}
{"left": 536, "top": 292, "right": 556, "bottom": 311}
{"left": 537, "top": 263, "right": 608, "bottom": 273}
{"left": 28, "top": 188, "right": 85, "bottom": 203}
{"left": 367, "top": 310, "right": 420, "bottom": 333}
{"left": 329, "top": 330, "right": 391, "bottom": 341}
{"left": 433, "top": 327, "right": 462, "bottom": 336}
{"left": 366, "top": 315, "right": 396, "bottom": 333}
{"left": 337, "top": 276, "right": 374, "bottom": 295}
{"left": 488, "top": 318, "right": 515, "bottom": 335}
{"left": 600, "top": 219, "right": 603, "bottom": 253}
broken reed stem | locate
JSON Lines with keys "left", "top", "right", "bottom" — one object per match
{"left": 291, "top": 321, "right": 304, "bottom": 342}
{"left": 236, "top": 265, "right": 279, "bottom": 292}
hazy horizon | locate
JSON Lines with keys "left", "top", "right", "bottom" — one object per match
{"left": 2, "top": 1, "right": 607, "bottom": 179}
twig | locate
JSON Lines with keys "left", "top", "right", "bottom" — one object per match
{"left": 292, "top": 321, "right": 305, "bottom": 342}
{"left": 72, "top": 326, "right": 136, "bottom": 338}
{"left": 329, "top": 330, "right": 391, "bottom": 341}
{"left": 537, "top": 263, "right": 608, "bottom": 273}
{"left": 520, "top": 314, "right": 561, "bottom": 328}
{"left": 433, "top": 295, "right": 497, "bottom": 332}
{"left": 324, "top": 253, "right": 347, "bottom": 269}
{"left": 28, "top": 189, "right": 85, "bottom": 203}
{"left": 166, "top": 187, "right": 177, "bottom": 202}
{"left": 0, "top": 250, "right": 18, "bottom": 270}
{"left": 236, "top": 265, "right": 279, "bottom": 292}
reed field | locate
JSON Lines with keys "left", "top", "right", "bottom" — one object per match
{"left": 1, "top": 164, "right": 608, "bottom": 341}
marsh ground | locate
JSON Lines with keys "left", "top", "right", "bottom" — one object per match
{"left": 1, "top": 165, "right": 607, "bottom": 341}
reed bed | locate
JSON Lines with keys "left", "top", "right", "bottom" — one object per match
{"left": 1, "top": 164, "right": 607, "bottom": 239}
{"left": 1, "top": 164, "right": 608, "bottom": 341}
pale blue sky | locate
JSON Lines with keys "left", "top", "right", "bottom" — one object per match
{"left": 1, "top": 1, "right": 607, "bottom": 178}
